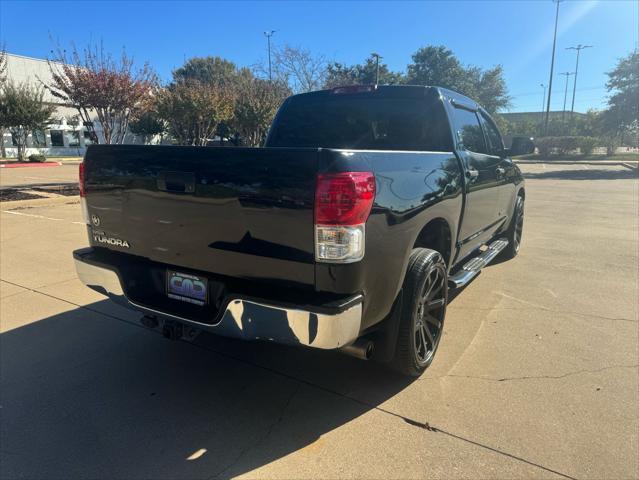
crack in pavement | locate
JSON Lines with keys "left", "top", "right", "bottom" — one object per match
{"left": 2, "top": 279, "right": 581, "bottom": 480}
{"left": 497, "top": 292, "right": 639, "bottom": 324}
{"left": 209, "top": 384, "right": 301, "bottom": 480}
{"left": 0, "top": 279, "right": 143, "bottom": 329}
{"left": 450, "top": 305, "right": 638, "bottom": 324}
{"left": 402, "top": 419, "right": 577, "bottom": 480}
{"left": 444, "top": 364, "right": 639, "bottom": 382}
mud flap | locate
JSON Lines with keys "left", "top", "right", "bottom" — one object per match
{"left": 370, "top": 290, "right": 404, "bottom": 363}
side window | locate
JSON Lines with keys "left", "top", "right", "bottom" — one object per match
{"left": 452, "top": 107, "right": 487, "bottom": 154}
{"left": 479, "top": 112, "right": 504, "bottom": 155}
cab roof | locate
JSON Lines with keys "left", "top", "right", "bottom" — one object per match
{"left": 288, "top": 84, "right": 481, "bottom": 111}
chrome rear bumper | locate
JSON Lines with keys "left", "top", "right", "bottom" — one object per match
{"left": 74, "top": 256, "right": 362, "bottom": 349}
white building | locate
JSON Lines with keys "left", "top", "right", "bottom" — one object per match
{"left": 2, "top": 52, "right": 145, "bottom": 158}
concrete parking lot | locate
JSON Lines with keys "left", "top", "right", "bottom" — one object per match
{"left": 1, "top": 162, "right": 637, "bottom": 479}
{"left": 0, "top": 163, "right": 80, "bottom": 189}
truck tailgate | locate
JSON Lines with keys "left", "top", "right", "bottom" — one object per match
{"left": 83, "top": 145, "right": 318, "bottom": 286}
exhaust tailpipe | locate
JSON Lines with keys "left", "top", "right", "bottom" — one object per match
{"left": 340, "top": 338, "right": 375, "bottom": 361}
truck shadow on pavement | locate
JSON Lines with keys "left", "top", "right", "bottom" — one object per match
{"left": 522, "top": 167, "right": 638, "bottom": 181}
{"left": 0, "top": 300, "right": 417, "bottom": 479}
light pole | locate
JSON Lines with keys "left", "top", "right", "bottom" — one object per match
{"left": 540, "top": 83, "right": 547, "bottom": 124}
{"left": 371, "top": 52, "right": 382, "bottom": 85}
{"left": 263, "top": 30, "right": 276, "bottom": 81}
{"left": 566, "top": 44, "right": 593, "bottom": 116}
{"left": 559, "top": 71, "right": 575, "bottom": 120}
{"left": 544, "top": 0, "right": 563, "bottom": 134}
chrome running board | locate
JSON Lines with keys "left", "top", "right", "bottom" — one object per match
{"left": 449, "top": 238, "right": 509, "bottom": 288}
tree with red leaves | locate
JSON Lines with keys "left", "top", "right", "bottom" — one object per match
{"left": 46, "top": 43, "right": 157, "bottom": 144}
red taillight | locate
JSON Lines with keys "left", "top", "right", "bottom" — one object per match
{"left": 315, "top": 172, "right": 375, "bottom": 226}
{"left": 79, "top": 162, "right": 86, "bottom": 198}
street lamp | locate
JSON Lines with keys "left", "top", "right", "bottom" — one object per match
{"left": 264, "top": 30, "right": 276, "bottom": 81}
{"left": 544, "top": 0, "right": 564, "bottom": 134}
{"left": 371, "top": 52, "right": 382, "bottom": 85}
{"left": 566, "top": 44, "right": 593, "bottom": 116}
{"left": 540, "top": 83, "right": 547, "bottom": 123}
{"left": 559, "top": 71, "right": 575, "bottom": 120}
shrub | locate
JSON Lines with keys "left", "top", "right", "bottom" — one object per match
{"left": 28, "top": 153, "right": 46, "bottom": 162}
{"left": 577, "top": 137, "right": 598, "bottom": 155}
{"left": 599, "top": 135, "right": 620, "bottom": 156}
{"left": 535, "top": 136, "right": 599, "bottom": 157}
{"left": 535, "top": 137, "right": 553, "bottom": 157}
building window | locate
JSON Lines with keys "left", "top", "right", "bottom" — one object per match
{"left": 68, "top": 131, "right": 80, "bottom": 147}
{"left": 50, "top": 130, "right": 64, "bottom": 147}
{"left": 32, "top": 130, "right": 46, "bottom": 147}
{"left": 11, "top": 132, "right": 19, "bottom": 146}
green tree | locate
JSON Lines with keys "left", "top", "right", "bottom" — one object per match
{"left": 231, "top": 77, "right": 290, "bottom": 146}
{"left": 158, "top": 56, "right": 247, "bottom": 146}
{"left": 129, "top": 110, "right": 166, "bottom": 144}
{"left": 0, "top": 46, "right": 8, "bottom": 158}
{"left": 407, "top": 45, "right": 511, "bottom": 114}
{"left": 0, "top": 82, "right": 55, "bottom": 161}
{"left": 324, "top": 56, "right": 404, "bottom": 88}
{"left": 599, "top": 49, "right": 638, "bottom": 153}
{"left": 407, "top": 46, "right": 466, "bottom": 89}
{"left": 467, "top": 65, "right": 511, "bottom": 114}
{"left": 605, "top": 49, "right": 638, "bottom": 129}
{"left": 495, "top": 116, "right": 539, "bottom": 138}
{"left": 172, "top": 56, "right": 239, "bottom": 87}
{"left": 156, "top": 79, "right": 235, "bottom": 146}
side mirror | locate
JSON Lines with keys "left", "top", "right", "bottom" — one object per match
{"left": 507, "top": 136, "right": 535, "bottom": 157}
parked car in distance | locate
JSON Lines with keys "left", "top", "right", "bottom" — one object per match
{"left": 74, "top": 85, "right": 534, "bottom": 376}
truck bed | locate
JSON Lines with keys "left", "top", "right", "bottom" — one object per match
{"left": 83, "top": 144, "right": 463, "bottom": 330}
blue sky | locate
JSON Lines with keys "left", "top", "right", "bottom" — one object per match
{"left": 1, "top": 0, "right": 637, "bottom": 112}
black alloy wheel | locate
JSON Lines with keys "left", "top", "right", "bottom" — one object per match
{"left": 502, "top": 194, "right": 525, "bottom": 260}
{"left": 513, "top": 195, "right": 524, "bottom": 253}
{"left": 394, "top": 248, "right": 448, "bottom": 376}
{"left": 414, "top": 265, "right": 446, "bottom": 366}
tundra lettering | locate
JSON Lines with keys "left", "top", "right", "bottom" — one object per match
{"left": 91, "top": 232, "right": 130, "bottom": 249}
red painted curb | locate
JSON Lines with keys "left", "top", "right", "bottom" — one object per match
{"left": 0, "top": 162, "right": 63, "bottom": 168}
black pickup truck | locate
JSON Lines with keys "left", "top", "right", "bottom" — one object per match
{"left": 74, "top": 85, "right": 533, "bottom": 376}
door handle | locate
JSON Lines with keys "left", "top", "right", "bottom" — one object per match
{"left": 466, "top": 168, "right": 479, "bottom": 181}
{"left": 157, "top": 171, "right": 196, "bottom": 194}
{"left": 495, "top": 167, "right": 506, "bottom": 177}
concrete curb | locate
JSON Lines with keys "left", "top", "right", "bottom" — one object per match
{"left": 516, "top": 160, "right": 639, "bottom": 167}
{"left": 0, "top": 162, "right": 62, "bottom": 168}
{"left": 1, "top": 195, "right": 80, "bottom": 210}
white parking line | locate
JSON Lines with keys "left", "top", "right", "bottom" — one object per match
{"left": 21, "top": 176, "right": 73, "bottom": 181}
{"left": 1, "top": 210, "right": 85, "bottom": 225}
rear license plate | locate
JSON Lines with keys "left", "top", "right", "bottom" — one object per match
{"left": 167, "top": 270, "right": 208, "bottom": 306}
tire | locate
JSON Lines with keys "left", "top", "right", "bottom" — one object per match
{"left": 393, "top": 248, "right": 448, "bottom": 377}
{"left": 501, "top": 194, "right": 524, "bottom": 260}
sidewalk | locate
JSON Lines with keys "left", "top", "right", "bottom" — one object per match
{"left": 515, "top": 159, "right": 638, "bottom": 169}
